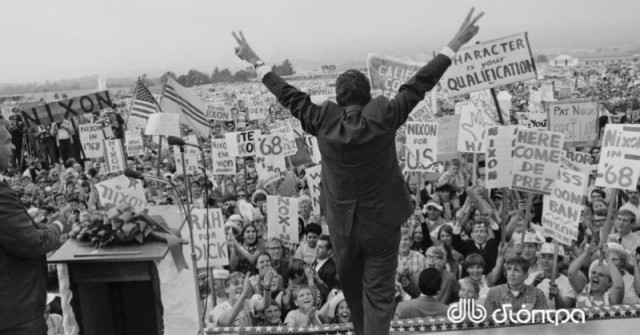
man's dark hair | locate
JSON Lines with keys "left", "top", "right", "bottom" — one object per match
{"left": 418, "top": 268, "right": 442, "bottom": 296}
{"left": 305, "top": 223, "right": 322, "bottom": 236}
{"left": 505, "top": 256, "right": 531, "bottom": 273}
{"left": 335, "top": 70, "right": 371, "bottom": 107}
{"left": 318, "top": 234, "right": 332, "bottom": 250}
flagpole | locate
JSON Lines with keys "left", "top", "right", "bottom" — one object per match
{"left": 155, "top": 75, "right": 170, "bottom": 178}
{"left": 124, "top": 77, "right": 140, "bottom": 131}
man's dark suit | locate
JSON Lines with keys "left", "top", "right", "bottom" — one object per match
{"left": 262, "top": 54, "right": 451, "bottom": 335}
{"left": 0, "top": 180, "right": 62, "bottom": 334}
{"left": 315, "top": 257, "right": 338, "bottom": 290}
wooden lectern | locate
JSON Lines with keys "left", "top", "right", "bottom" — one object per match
{"left": 49, "top": 239, "right": 169, "bottom": 335}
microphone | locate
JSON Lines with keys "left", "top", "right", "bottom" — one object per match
{"left": 124, "top": 168, "right": 144, "bottom": 180}
{"left": 167, "top": 136, "right": 185, "bottom": 146}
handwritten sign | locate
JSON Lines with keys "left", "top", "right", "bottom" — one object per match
{"left": 542, "top": 167, "right": 588, "bottom": 245}
{"left": 190, "top": 208, "right": 228, "bottom": 268}
{"left": 444, "top": 33, "right": 536, "bottom": 97}
{"left": 456, "top": 101, "right": 497, "bottom": 153}
{"left": 206, "top": 103, "right": 234, "bottom": 121}
{"left": 255, "top": 154, "right": 286, "bottom": 186}
{"left": 366, "top": 54, "right": 422, "bottom": 99}
{"left": 96, "top": 174, "right": 148, "bottom": 211}
{"left": 125, "top": 130, "right": 144, "bottom": 157}
{"left": 527, "top": 89, "right": 548, "bottom": 130}
{"left": 79, "top": 124, "right": 105, "bottom": 158}
{"left": 126, "top": 115, "right": 148, "bottom": 130}
{"left": 20, "top": 90, "right": 112, "bottom": 127}
{"left": 561, "top": 150, "right": 593, "bottom": 173}
{"left": 174, "top": 145, "right": 199, "bottom": 175}
{"left": 257, "top": 132, "right": 297, "bottom": 158}
{"left": 305, "top": 165, "right": 322, "bottom": 216}
{"left": 267, "top": 195, "right": 299, "bottom": 247}
{"left": 211, "top": 139, "right": 236, "bottom": 175}
{"left": 103, "top": 139, "right": 126, "bottom": 173}
{"left": 511, "top": 129, "right": 565, "bottom": 195}
{"left": 405, "top": 121, "right": 438, "bottom": 172}
{"left": 437, "top": 114, "right": 461, "bottom": 162}
{"left": 545, "top": 98, "right": 598, "bottom": 145}
{"left": 470, "top": 90, "right": 508, "bottom": 125}
{"left": 225, "top": 130, "right": 261, "bottom": 157}
{"left": 145, "top": 113, "right": 181, "bottom": 137}
{"left": 595, "top": 125, "right": 640, "bottom": 190}
{"left": 246, "top": 96, "right": 270, "bottom": 121}
{"left": 484, "top": 125, "right": 517, "bottom": 189}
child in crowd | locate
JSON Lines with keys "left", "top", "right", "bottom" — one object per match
{"left": 284, "top": 285, "right": 322, "bottom": 327}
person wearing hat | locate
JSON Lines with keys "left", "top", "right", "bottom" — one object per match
{"left": 524, "top": 242, "right": 575, "bottom": 309}
{"left": 569, "top": 243, "right": 624, "bottom": 307}
{"left": 421, "top": 201, "right": 447, "bottom": 240}
{"left": 512, "top": 229, "right": 545, "bottom": 271}
{"left": 394, "top": 268, "right": 449, "bottom": 320}
{"left": 599, "top": 242, "right": 640, "bottom": 304}
{"left": 319, "top": 291, "right": 350, "bottom": 324}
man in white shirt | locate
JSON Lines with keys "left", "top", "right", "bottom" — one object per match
{"left": 609, "top": 209, "right": 640, "bottom": 264}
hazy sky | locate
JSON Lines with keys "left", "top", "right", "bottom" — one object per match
{"left": 1, "top": 0, "right": 638, "bottom": 84}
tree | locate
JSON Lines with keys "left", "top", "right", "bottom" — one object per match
{"left": 233, "top": 69, "right": 256, "bottom": 82}
{"left": 272, "top": 59, "right": 295, "bottom": 76}
{"left": 61, "top": 93, "right": 68, "bottom": 99}
{"left": 211, "top": 67, "right": 221, "bottom": 83}
{"left": 53, "top": 93, "right": 60, "bottom": 100}
{"left": 159, "top": 72, "right": 178, "bottom": 83}
{"left": 536, "top": 54, "right": 549, "bottom": 63}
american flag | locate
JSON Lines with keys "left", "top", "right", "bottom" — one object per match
{"left": 130, "top": 80, "right": 160, "bottom": 119}
{"left": 160, "top": 77, "right": 210, "bottom": 136}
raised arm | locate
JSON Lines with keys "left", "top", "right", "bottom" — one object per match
{"left": 232, "top": 31, "right": 322, "bottom": 136}
{"left": 568, "top": 243, "right": 597, "bottom": 293}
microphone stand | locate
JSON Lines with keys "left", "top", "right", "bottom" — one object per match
{"left": 178, "top": 146, "right": 204, "bottom": 335}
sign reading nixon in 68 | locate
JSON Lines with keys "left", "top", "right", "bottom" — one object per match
{"left": 444, "top": 33, "right": 537, "bottom": 97}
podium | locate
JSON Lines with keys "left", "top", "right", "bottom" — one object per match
{"left": 49, "top": 239, "right": 170, "bottom": 335}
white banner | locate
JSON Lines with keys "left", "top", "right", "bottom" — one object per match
{"left": 211, "top": 139, "right": 236, "bottom": 175}
{"left": 96, "top": 174, "right": 148, "bottom": 211}
{"left": 267, "top": 195, "right": 299, "bottom": 246}
{"left": 511, "top": 129, "right": 565, "bottom": 195}
{"left": 145, "top": 113, "right": 181, "bottom": 137}
{"left": 225, "top": 130, "right": 261, "bottom": 157}
{"left": 103, "top": 139, "right": 126, "bottom": 173}
{"left": 561, "top": 151, "right": 593, "bottom": 173}
{"left": 484, "top": 125, "right": 517, "bottom": 189}
{"left": 405, "top": 121, "right": 438, "bottom": 172}
{"left": 545, "top": 98, "right": 598, "bottom": 145}
{"left": 305, "top": 165, "right": 322, "bottom": 216}
{"left": 79, "top": 124, "right": 106, "bottom": 158}
{"left": 542, "top": 167, "right": 588, "bottom": 246}
{"left": 190, "top": 208, "right": 229, "bottom": 268}
{"left": 125, "top": 130, "right": 144, "bottom": 157}
{"left": 444, "top": 33, "right": 537, "bottom": 97}
{"left": 595, "top": 124, "right": 640, "bottom": 190}
{"left": 456, "top": 102, "right": 497, "bottom": 153}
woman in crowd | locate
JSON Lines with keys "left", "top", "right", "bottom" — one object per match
{"left": 229, "top": 223, "right": 266, "bottom": 273}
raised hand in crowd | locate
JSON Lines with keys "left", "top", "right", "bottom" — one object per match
{"left": 232, "top": 31, "right": 262, "bottom": 66}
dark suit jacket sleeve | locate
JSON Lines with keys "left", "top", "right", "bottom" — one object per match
{"left": 262, "top": 72, "right": 324, "bottom": 137}
{"left": 0, "top": 185, "right": 61, "bottom": 258}
{"left": 384, "top": 54, "right": 452, "bottom": 130}
{"left": 451, "top": 230, "right": 468, "bottom": 255}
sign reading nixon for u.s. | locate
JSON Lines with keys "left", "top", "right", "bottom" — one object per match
{"left": 444, "top": 33, "right": 536, "bottom": 97}
{"left": 21, "top": 90, "right": 112, "bottom": 128}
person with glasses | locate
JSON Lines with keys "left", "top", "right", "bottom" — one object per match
{"left": 267, "top": 237, "right": 290, "bottom": 284}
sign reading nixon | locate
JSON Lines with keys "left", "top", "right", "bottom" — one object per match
{"left": 21, "top": 90, "right": 112, "bottom": 127}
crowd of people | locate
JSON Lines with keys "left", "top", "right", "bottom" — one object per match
{"left": 2, "top": 52, "right": 640, "bottom": 334}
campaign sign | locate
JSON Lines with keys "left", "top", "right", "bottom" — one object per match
{"left": 190, "top": 208, "right": 228, "bottom": 268}
{"left": 211, "top": 139, "right": 236, "bottom": 175}
{"left": 21, "top": 90, "right": 112, "bottom": 127}
{"left": 511, "top": 129, "right": 565, "bottom": 195}
{"left": 405, "top": 121, "right": 438, "bottom": 172}
{"left": 366, "top": 54, "right": 422, "bottom": 100}
{"left": 595, "top": 125, "right": 640, "bottom": 190}
{"left": 542, "top": 167, "right": 587, "bottom": 246}
{"left": 267, "top": 195, "right": 299, "bottom": 247}
{"left": 444, "top": 33, "right": 537, "bottom": 97}
{"left": 79, "top": 124, "right": 105, "bottom": 158}
{"left": 545, "top": 98, "right": 598, "bottom": 145}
